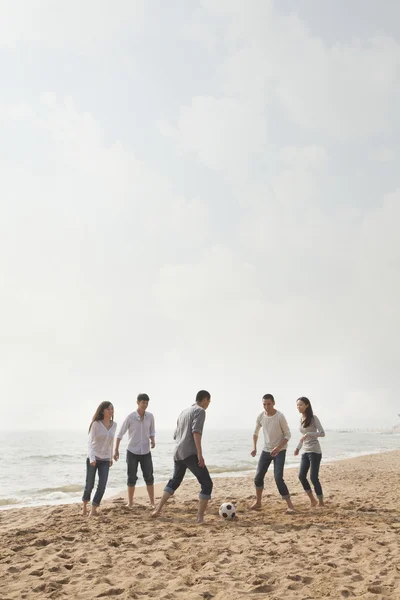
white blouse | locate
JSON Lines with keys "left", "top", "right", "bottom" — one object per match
{"left": 87, "top": 420, "right": 117, "bottom": 463}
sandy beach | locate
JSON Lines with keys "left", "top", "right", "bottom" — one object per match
{"left": 1, "top": 451, "right": 400, "bottom": 600}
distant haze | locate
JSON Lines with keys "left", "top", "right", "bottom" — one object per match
{"left": 1, "top": 1, "right": 400, "bottom": 432}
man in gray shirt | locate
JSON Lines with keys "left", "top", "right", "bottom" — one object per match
{"left": 152, "top": 390, "right": 212, "bottom": 523}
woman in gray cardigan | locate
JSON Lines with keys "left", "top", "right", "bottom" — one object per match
{"left": 294, "top": 397, "right": 325, "bottom": 507}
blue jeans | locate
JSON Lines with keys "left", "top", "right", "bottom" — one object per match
{"left": 82, "top": 458, "right": 110, "bottom": 506}
{"left": 254, "top": 450, "right": 290, "bottom": 498}
{"left": 126, "top": 450, "right": 154, "bottom": 486}
{"left": 298, "top": 452, "right": 323, "bottom": 498}
{"left": 165, "top": 454, "right": 213, "bottom": 500}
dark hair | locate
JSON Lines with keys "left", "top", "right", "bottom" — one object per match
{"left": 137, "top": 393, "right": 150, "bottom": 402}
{"left": 196, "top": 390, "right": 210, "bottom": 404}
{"left": 297, "top": 396, "right": 314, "bottom": 428}
{"left": 89, "top": 401, "right": 113, "bottom": 432}
{"left": 262, "top": 394, "right": 275, "bottom": 403}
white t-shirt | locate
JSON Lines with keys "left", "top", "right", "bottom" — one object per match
{"left": 254, "top": 410, "right": 291, "bottom": 453}
{"left": 87, "top": 420, "right": 117, "bottom": 463}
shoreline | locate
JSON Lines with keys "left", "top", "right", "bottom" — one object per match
{"left": 1, "top": 450, "right": 400, "bottom": 599}
{"left": 2, "top": 446, "right": 400, "bottom": 512}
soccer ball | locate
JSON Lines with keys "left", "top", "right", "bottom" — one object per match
{"left": 219, "top": 502, "right": 236, "bottom": 520}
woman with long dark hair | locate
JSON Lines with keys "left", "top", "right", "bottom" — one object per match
{"left": 294, "top": 397, "right": 325, "bottom": 507}
{"left": 82, "top": 401, "right": 117, "bottom": 516}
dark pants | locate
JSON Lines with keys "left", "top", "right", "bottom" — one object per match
{"left": 254, "top": 450, "right": 290, "bottom": 498}
{"left": 164, "top": 454, "right": 213, "bottom": 499}
{"left": 82, "top": 458, "right": 110, "bottom": 506}
{"left": 127, "top": 450, "right": 154, "bottom": 487}
{"left": 298, "top": 452, "right": 323, "bottom": 498}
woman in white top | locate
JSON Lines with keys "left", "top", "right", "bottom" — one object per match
{"left": 294, "top": 397, "right": 325, "bottom": 507}
{"left": 82, "top": 401, "right": 117, "bottom": 517}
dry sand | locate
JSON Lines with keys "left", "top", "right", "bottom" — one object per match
{"left": 1, "top": 451, "right": 400, "bottom": 599}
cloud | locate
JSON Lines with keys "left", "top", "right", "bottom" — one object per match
{"left": 0, "top": 0, "right": 145, "bottom": 49}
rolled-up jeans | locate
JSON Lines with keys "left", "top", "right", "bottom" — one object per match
{"left": 82, "top": 458, "right": 110, "bottom": 506}
{"left": 254, "top": 449, "right": 290, "bottom": 498}
{"left": 298, "top": 452, "right": 323, "bottom": 498}
{"left": 164, "top": 454, "right": 213, "bottom": 499}
{"left": 126, "top": 450, "right": 154, "bottom": 487}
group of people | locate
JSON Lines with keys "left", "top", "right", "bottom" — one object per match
{"left": 82, "top": 390, "right": 325, "bottom": 522}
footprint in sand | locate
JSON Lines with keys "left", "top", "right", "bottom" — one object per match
{"left": 96, "top": 588, "right": 125, "bottom": 597}
{"left": 251, "top": 584, "right": 274, "bottom": 593}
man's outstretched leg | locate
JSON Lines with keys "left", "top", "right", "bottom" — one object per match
{"left": 151, "top": 490, "right": 172, "bottom": 517}
{"left": 152, "top": 460, "right": 186, "bottom": 517}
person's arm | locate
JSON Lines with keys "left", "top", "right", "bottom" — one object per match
{"left": 271, "top": 414, "right": 291, "bottom": 457}
{"left": 88, "top": 422, "right": 97, "bottom": 465}
{"left": 113, "top": 416, "right": 130, "bottom": 461}
{"left": 301, "top": 416, "right": 325, "bottom": 440}
{"left": 192, "top": 409, "right": 206, "bottom": 466}
{"left": 193, "top": 432, "right": 204, "bottom": 467}
{"left": 150, "top": 415, "right": 155, "bottom": 449}
{"left": 110, "top": 423, "right": 116, "bottom": 465}
{"left": 251, "top": 417, "right": 262, "bottom": 456}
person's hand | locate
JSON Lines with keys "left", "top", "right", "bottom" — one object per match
{"left": 270, "top": 447, "right": 279, "bottom": 457}
{"left": 90, "top": 460, "right": 96, "bottom": 467}
{"left": 198, "top": 454, "right": 205, "bottom": 468}
{"left": 110, "top": 460, "right": 113, "bottom": 467}
{"left": 250, "top": 449, "right": 257, "bottom": 457}
{"left": 151, "top": 441, "right": 155, "bottom": 449}
{"left": 113, "top": 451, "right": 119, "bottom": 461}
{"left": 294, "top": 448, "right": 299, "bottom": 456}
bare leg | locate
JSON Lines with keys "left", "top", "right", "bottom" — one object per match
{"left": 306, "top": 490, "right": 318, "bottom": 507}
{"left": 147, "top": 484, "right": 155, "bottom": 508}
{"left": 89, "top": 505, "right": 99, "bottom": 517}
{"left": 196, "top": 498, "right": 209, "bottom": 523}
{"left": 127, "top": 486, "right": 135, "bottom": 509}
{"left": 82, "top": 501, "right": 89, "bottom": 516}
{"left": 250, "top": 488, "right": 263, "bottom": 510}
{"left": 151, "top": 490, "right": 172, "bottom": 518}
{"left": 284, "top": 496, "right": 295, "bottom": 512}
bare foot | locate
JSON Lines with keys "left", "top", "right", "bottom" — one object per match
{"left": 196, "top": 515, "right": 205, "bottom": 524}
{"left": 286, "top": 508, "right": 296, "bottom": 514}
{"left": 318, "top": 501, "right": 325, "bottom": 508}
{"left": 250, "top": 502, "right": 261, "bottom": 511}
{"left": 82, "top": 504, "right": 88, "bottom": 517}
{"left": 149, "top": 504, "right": 155, "bottom": 510}
{"left": 126, "top": 503, "right": 134, "bottom": 509}
{"left": 151, "top": 509, "right": 161, "bottom": 518}
{"left": 89, "top": 507, "right": 99, "bottom": 518}
{"left": 310, "top": 498, "right": 318, "bottom": 508}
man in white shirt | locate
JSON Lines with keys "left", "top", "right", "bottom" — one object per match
{"left": 114, "top": 393, "right": 156, "bottom": 509}
{"left": 250, "top": 393, "right": 295, "bottom": 512}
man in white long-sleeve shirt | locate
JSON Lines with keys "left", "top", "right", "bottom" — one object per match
{"left": 250, "top": 393, "right": 295, "bottom": 512}
{"left": 114, "top": 393, "right": 156, "bottom": 509}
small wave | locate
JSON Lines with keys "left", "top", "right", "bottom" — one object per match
{"left": 26, "top": 454, "right": 84, "bottom": 461}
{"left": 37, "top": 485, "right": 82, "bottom": 494}
{"left": 0, "top": 498, "right": 20, "bottom": 506}
{"left": 208, "top": 464, "right": 253, "bottom": 474}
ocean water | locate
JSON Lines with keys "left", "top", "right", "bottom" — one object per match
{"left": 1, "top": 429, "right": 399, "bottom": 510}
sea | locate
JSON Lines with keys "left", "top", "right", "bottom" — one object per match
{"left": 1, "top": 429, "right": 399, "bottom": 510}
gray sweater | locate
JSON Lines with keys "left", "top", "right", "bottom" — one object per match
{"left": 296, "top": 415, "right": 325, "bottom": 453}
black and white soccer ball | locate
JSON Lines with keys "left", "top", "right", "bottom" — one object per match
{"left": 219, "top": 502, "right": 237, "bottom": 520}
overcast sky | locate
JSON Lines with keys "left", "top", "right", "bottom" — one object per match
{"left": 1, "top": 0, "right": 399, "bottom": 432}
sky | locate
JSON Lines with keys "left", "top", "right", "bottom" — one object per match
{"left": 1, "top": 0, "right": 399, "bottom": 432}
